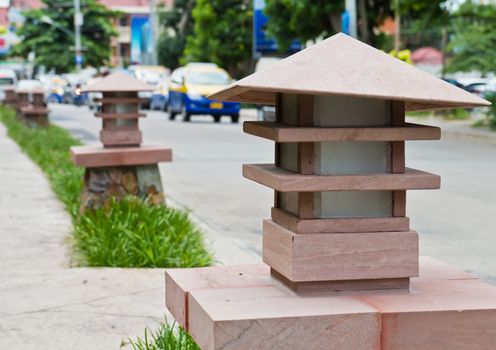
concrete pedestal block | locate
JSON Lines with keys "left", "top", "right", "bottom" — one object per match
{"left": 165, "top": 257, "right": 496, "bottom": 350}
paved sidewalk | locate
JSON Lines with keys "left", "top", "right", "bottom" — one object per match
{"left": 0, "top": 123, "right": 166, "bottom": 349}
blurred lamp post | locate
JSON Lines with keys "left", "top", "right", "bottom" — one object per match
{"left": 149, "top": 0, "right": 158, "bottom": 65}
{"left": 74, "top": 0, "right": 83, "bottom": 72}
{"left": 344, "top": 0, "right": 357, "bottom": 38}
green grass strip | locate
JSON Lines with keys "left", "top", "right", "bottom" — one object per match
{"left": 74, "top": 196, "right": 213, "bottom": 267}
{"left": 0, "top": 106, "right": 213, "bottom": 268}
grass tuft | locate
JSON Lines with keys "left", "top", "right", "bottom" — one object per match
{"left": 129, "top": 322, "right": 200, "bottom": 350}
{"left": 74, "top": 196, "right": 213, "bottom": 267}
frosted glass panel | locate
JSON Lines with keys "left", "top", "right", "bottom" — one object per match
{"left": 314, "top": 95, "right": 391, "bottom": 127}
{"left": 281, "top": 94, "right": 298, "bottom": 125}
{"left": 279, "top": 142, "right": 298, "bottom": 172}
{"left": 280, "top": 192, "right": 298, "bottom": 216}
{"left": 315, "top": 191, "right": 393, "bottom": 218}
{"left": 116, "top": 103, "right": 137, "bottom": 113}
{"left": 315, "top": 141, "right": 391, "bottom": 174}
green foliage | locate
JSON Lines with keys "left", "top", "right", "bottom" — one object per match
{"left": 130, "top": 322, "right": 200, "bottom": 350}
{"left": 446, "top": 1, "right": 496, "bottom": 75}
{"left": 486, "top": 93, "right": 496, "bottom": 129}
{"left": 74, "top": 196, "right": 213, "bottom": 267}
{"left": 398, "top": 0, "right": 450, "bottom": 29}
{"left": 441, "top": 108, "right": 470, "bottom": 121}
{"left": 182, "top": 0, "right": 252, "bottom": 77}
{"left": 157, "top": 0, "right": 195, "bottom": 70}
{"left": 10, "top": 0, "right": 118, "bottom": 72}
{"left": 0, "top": 106, "right": 83, "bottom": 218}
{"left": 0, "top": 106, "right": 213, "bottom": 268}
{"left": 264, "top": 0, "right": 392, "bottom": 49}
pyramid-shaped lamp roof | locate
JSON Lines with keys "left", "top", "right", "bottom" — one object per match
{"left": 85, "top": 71, "right": 154, "bottom": 93}
{"left": 209, "top": 33, "right": 489, "bottom": 111}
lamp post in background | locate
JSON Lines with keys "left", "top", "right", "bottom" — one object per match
{"left": 74, "top": 0, "right": 83, "bottom": 72}
{"left": 394, "top": 0, "right": 401, "bottom": 54}
{"left": 149, "top": 0, "right": 158, "bottom": 65}
{"left": 344, "top": 0, "right": 357, "bottom": 38}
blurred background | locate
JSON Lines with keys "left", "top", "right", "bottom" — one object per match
{"left": 0, "top": 0, "right": 494, "bottom": 119}
{"left": 0, "top": 0, "right": 495, "bottom": 280}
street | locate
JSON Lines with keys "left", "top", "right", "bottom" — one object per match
{"left": 50, "top": 104, "right": 496, "bottom": 284}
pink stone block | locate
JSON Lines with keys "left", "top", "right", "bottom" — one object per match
{"left": 71, "top": 145, "right": 172, "bottom": 168}
{"left": 263, "top": 219, "right": 419, "bottom": 282}
{"left": 188, "top": 286, "right": 380, "bottom": 350}
{"left": 165, "top": 265, "right": 269, "bottom": 328}
{"left": 165, "top": 258, "right": 496, "bottom": 350}
{"left": 359, "top": 279, "right": 496, "bottom": 349}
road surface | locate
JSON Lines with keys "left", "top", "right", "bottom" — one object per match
{"left": 50, "top": 104, "right": 496, "bottom": 283}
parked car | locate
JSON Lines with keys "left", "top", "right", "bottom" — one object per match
{"left": 0, "top": 68, "right": 18, "bottom": 100}
{"left": 254, "top": 57, "right": 281, "bottom": 121}
{"left": 129, "top": 65, "right": 169, "bottom": 109}
{"left": 17, "top": 79, "right": 44, "bottom": 92}
{"left": 168, "top": 63, "right": 241, "bottom": 123}
{"left": 442, "top": 78, "right": 466, "bottom": 90}
{"left": 150, "top": 82, "right": 169, "bottom": 111}
{"left": 465, "top": 82, "right": 488, "bottom": 98}
{"left": 40, "top": 75, "right": 69, "bottom": 103}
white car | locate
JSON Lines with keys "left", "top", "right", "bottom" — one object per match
{"left": 0, "top": 68, "right": 18, "bottom": 100}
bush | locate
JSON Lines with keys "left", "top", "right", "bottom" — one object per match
{"left": 74, "top": 197, "right": 213, "bottom": 267}
{"left": 130, "top": 323, "right": 200, "bottom": 350}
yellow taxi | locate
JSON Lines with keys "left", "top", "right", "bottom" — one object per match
{"left": 168, "top": 63, "right": 240, "bottom": 123}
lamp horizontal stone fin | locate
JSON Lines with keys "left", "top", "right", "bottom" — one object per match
{"left": 243, "top": 164, "right": 440, "bottom": 192}
{"left": 85, "top": 71, "right": 154, "bottom": 92}
{"left": 208, "top": 33, "right": 489, "bottom": 111}
{"left": 244, "top": 121, "right": 441, "bottom": 142}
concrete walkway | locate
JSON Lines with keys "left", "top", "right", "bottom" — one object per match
{"left": 0, "top": 123, "right": 167, "bottom": 349}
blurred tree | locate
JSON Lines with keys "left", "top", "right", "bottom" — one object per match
{"left": 445, "top": 0, "right": 496, "bottom": 75}
{"left": 182, "top": 0, "right": 252, "bottom": 77}
{"left": 157, "top": 0, "right": 195, "bottom": 70}
{"left": 397, "top": 0, "right": 451, "bottom": 76}
{"left": 486, "top": 93, "right": 496, "bottom": 129}
{"left": 263, "top": 0, "right": 455, "bottom": 52}
{"left": 10, "top": 0, "right": 118, "bottom": 73}
{"left": 263, "top": 0, "right": 392, "bottom": 49}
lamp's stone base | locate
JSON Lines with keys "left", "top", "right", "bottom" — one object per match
{"left": 165, "top": 257, "right": 496, "bottom": 350}
{"left": 81, "top": 164, "right": 165, "bottom": 210}
{"left": 71, "top": 145, "right": 172, "bottom": 211}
